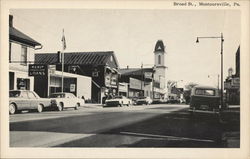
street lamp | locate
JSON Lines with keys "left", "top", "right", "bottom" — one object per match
{"left": 196, "top": 33, "right": 224, "bottom": 108}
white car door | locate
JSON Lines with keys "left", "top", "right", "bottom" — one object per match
{"left": 64, "top": 93, "right": 72, "bottom": 108}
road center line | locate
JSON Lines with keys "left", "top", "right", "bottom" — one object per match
{"left": 120, "top": 131, "right": 215, "bottom": 143}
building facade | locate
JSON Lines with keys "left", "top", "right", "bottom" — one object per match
{"left": 119, "top": 40, "right": 167, "bottom": 100}
{"left": 224, "top": 46, "right": 240, "bottom": 105}
{"left": 9, "top": 15, "right": 42, "bottom": 91}
{"left": 35, "top": 51, "right": 119, "bottom": 103}
{"left": 119, "top": 68, "right": 154, "bottom": 98}
{"left": 153, "top": 40, "right": 167, "bottom": 99}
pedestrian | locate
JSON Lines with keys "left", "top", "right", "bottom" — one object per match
{"left": 81, "top": 96, "right": 85, "bottom": 100}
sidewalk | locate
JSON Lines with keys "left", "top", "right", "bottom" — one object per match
{"left": 222, "top": 105, "right": 240, "bottom": 114}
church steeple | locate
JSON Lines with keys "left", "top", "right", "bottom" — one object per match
{"left": 154, "top": 40, "right": 165, "bottom": 53}
{"left": 153, "top": 40, "right": 167, "bottom": 95}
{"left": 154, "top": 40, "right": 166, "bottom": 68}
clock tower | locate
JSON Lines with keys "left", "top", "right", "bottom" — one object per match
{"left": 154, "top": 40, "right": 166, "bottom": 91}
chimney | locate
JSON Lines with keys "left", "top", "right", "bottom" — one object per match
{"left": 127, "top": 65, "right": 129, "bottom": 69}
{"left": 9, "top": 15, "right": 13, "bottom": 27}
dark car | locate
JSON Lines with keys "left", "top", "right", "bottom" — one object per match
{"left": 189, "top": 85, "right": 220, "bottom": 114}
{"left": 136, "top": 96, "right": 153, "bottom": 105}
{"left": 9, "top": 90, "right": 52, "bottom": 114}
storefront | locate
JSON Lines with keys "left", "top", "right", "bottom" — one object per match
{"left": 9, "top": 15, "right": 42, "bottom": 92}
{"left": 128, "top": 77, "right": 144, "bottom": 98}
{"left": 224, "top": 77, "right": 240, "bottom": 105}
{"left": 9, "top": 69, "right": 34, "bottom": 91}
{"left": 118, "top": 82, "right": 128, "bottom": 96}
{"left": 34, "top": 65, "right": 91, "bottom": 99}
{"left": 35, "top": 51, "right": 120, "bottom": 103}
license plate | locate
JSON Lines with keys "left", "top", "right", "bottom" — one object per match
{"left": 200, "top": 105, "right": 209, "bottom": 110}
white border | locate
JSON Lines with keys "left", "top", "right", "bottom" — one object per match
{"left": 1, "top": 0, "right": 249, "bottom": 158}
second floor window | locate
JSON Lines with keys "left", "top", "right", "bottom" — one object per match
{"left": 21, "top": 46, "right": 27, "bottom": 65}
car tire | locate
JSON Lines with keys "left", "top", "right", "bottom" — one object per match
{"left": 58, "top": 103, "right": 63, "bottom": 111}
{"left": 75, "top": 103, "right": 80, "bottom": 110}
{"left": 9, "top": 103, "right": 16, "bottom": 115}
{"left": 37, "top": 104, "right": 43, "bottom": 113}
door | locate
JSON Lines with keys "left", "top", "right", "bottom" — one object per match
{"left": 18, "top": 91, "right": 30, "bottom": 110}
{"left": 27, "top": 91, "right": 39, "bottom": 109}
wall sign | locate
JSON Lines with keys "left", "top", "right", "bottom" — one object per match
{"left": 144, "top": 72, "right": 153, "bottom": 79}
{"left": 28, "top": 64, "right": 48, "bottom": 76}
{"left": 70, "top": 84, "right": 76, "bottom": 92}
{"left": 130, "top": 77, "right": 144, "bottom": 90}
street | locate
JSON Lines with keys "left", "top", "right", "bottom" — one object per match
{"left": 9, "top": 104, "right": 240, "bottom": 148}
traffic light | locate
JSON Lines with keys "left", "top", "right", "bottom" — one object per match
{"left": 57, "top": 51, "right": 61, "bottom": 63}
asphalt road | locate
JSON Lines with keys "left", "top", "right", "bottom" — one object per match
{"left": 9, "top": 104, "right": 240, "bottom": 147}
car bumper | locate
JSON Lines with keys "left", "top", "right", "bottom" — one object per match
{"left": 105, "top": 101, "right": 120, "bottom": 106}
{"left": 188, "top": 109, "right": 220, "bottom": 114}
{"left": 136, "top": 101, "right": 148, "bottom": 105}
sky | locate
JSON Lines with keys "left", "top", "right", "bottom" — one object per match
{"left": 10, "top": 9, "right": 240, "bottom": 88}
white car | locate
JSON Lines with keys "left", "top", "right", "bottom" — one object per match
{"left": 9, "top": 90, "right": 52, "bottom": 114}
{"left": 50, "top": 92, "right": 85, "bottom": 111}
{"left": 105, "top": 96, "right": 132, "bottom": 107}
{"left": 136, "top": 96, "right": 153, "bottom": 105}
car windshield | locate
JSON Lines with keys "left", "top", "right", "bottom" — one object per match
{"left": 50, "top": 94, "right": 65, "bottom": 98}
{"left": 9, "top": 91, "right": 21, "bottom": 97}
{"left": 195, "top": 89, "right": 215, "bottom": 96}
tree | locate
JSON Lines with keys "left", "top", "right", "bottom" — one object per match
{"left": 184, "top": 82, "right": 198, "bottom": 104}
{"left": 184, "top": 82, "right": 198, "bottom": 90}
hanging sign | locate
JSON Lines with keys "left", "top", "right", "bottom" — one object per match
{"left": 28, "top": 64, "right": 48, "bottom": 76}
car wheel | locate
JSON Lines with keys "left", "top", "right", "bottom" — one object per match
{"left": 75, "top": 103, "right": 80, "bottom": 110}
{"left": 37, "top": 104, "right": 43, "bottom": 113}
{"left": 9, "top": 103, "right": 16, "bottom": 115}
{"left": 57, "top": 103, "right": 63, "bottom": 111}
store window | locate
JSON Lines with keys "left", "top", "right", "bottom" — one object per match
{"left": 17, "top": 78, "right": 30, "bottom": 90}
{"left": 21, "top": 45, "right": 27, "bottom": 65}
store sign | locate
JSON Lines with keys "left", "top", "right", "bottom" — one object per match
{"left": 70, "top": 84, "right": 76, "bottom": 92}
{"left": 28, "top": 64, "right": 47, "bottom": 76}
{"left": 48, "top": 65, "right": 56, "bottom": 74}
{"left": 92, "top": 68, "right": 99, "bottom": 77}
{"left": 119, "top": 83, "right": 128, "bottom": 92}
{"left": 130, "top": 77, "right": 143, "bottom": 90}
{"left": 105, "top": 75, "right": 111, "bottom": 87}
{"left": 111, "top": 75, "right": 117, "bottom": 85}
{"left": 231, "top": 77, "right": 240, "bottom": 87}
{"left": 144, "top": 72, "right": 152, "bottom": 79}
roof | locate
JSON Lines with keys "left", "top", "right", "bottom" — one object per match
{"left": 193, "top": 85, "right": 217, "bottom": 90}
{"left": 9, "top": 27, "right": 41, "bottom": 47}
{"left": 119, "top": 68, "right": 154, "bottom": 76}
{"left": 35, "top": 51, "right": 119, "bottom": 67}
{"left": 154, "top": 40, "right": 165, "bottom": 52}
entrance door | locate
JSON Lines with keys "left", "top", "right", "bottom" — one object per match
{"left": 9, "top": 72, "right": 14, "bottom": 90}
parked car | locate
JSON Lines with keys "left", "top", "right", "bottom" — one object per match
{"left": 136, "top": 96, "right": 152, "bottom": 105}
{"left": 105, "top": 96, "right": 132, "bottom": 107}
{"left": 166, "top": 99, "right": 180, "bottom": 104}
{"left": 9, "top": 90, "right": 52, "bottom": 114}
{"left": 189, "top": 85, "right": 220, "bottom": 115}
{"left": 49, "top": 92, "right": 85, "bottom": 111}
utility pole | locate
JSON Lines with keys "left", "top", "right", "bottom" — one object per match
{"left": 141, "top": 63, "right": 143, "bottom": 96}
